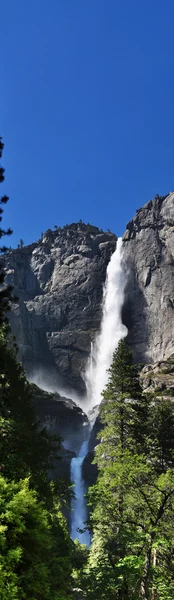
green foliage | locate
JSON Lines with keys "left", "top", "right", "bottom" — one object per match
{"left": 0, "top": 475, "right": 73, "bottom": 600}
{"left": 146, "top": 396, "right": 174, "bottom": 472}
{"left": 0, "top": 326, "right": 61, "bottom": 499}
{"left": 104, "top": 339, "right": 142, "bottom": 398}
{"left": 0, "top": 137, "right": 75, "bottom": 599}
{"left": 18, "top": 238, "right": 24, "bottom": 248}
{"left": 0, "top": 137, "right": 13, "bottom": 322}
{"left": 81, "top": 340, "right": 174, "bottom": 600}
{"left": 85, "top": 223, "right": 101, "bottom": 234}
{"left": 0, "top": 323, "right": 75, "bottom": 598}
{"left": 1, "top": 139, "right": 174, "bottom": 597}
{"left": 98, "top": 339, "right": 148, "bottom": 456}
{"left": 154, "top": 387, "right": 174, "bottom": 396}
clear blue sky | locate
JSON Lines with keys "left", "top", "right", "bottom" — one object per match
{"left": 1, "top": 0, "right": 174, "bottom": 247}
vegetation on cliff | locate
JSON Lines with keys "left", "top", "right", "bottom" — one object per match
{"left": 1, "top": 137, "right": 174, "bottom": 599}
{"left": 0, "top": 136, "right": 13, "bottom": 323}
{"left": 76, "top": 340, "right": 174, "bottom": 599}
{"left": 0, "top": 138, "right": 74, "bottom": 599}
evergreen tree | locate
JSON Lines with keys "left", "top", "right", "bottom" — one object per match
{"left": 0, "top": 325, "right": 63, "bottom": 503}
{"left": 0, "top": 138, "right": 74, "bottom": 598}
{"left": 147, "top": 396, "right": 174, "bottom": 472}
{"left": 0, "top": 475, "right": 73, "bottom": 600}
{"left": 18, "top": 238, "right": 24, "bottom": 248}
{"left": 0, "top": 329, "right": 74, "bottom": 598}
{"left": 0, "top": 137, "right": 13, "bottom": 322}
{"left": 82, "top": 340, "right": 174, "bottom": 600}
{"left": 98, "top": 339, "right": 147, "bottom": 460}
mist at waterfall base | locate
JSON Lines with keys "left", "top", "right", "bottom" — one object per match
{"left": 70, "top": 237, "right": 128, "bottom": 545}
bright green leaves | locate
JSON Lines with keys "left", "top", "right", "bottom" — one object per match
{"left": 0, "top": 138, "right": 74, "bottom": 599}
{"left": 99, "top": 339, "right": 148, "bottom": 455}
{"left": 82, "top": 339, "right": 174, "bottom": 599}
{"left": 0, "top": 326, "right": 73, "bottom": 598}
{"left": 0, "top": 477, "right": 49, "bottom": 599}
{"left": 0, "top": 476, "right": 74, "bottom": 600}
{"left": 0, "top": 137, "right": 13, "bottom": 323}
{"left": 0, "top": 326, "right": 61, "bottom": 499}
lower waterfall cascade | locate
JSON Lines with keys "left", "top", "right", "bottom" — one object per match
{"left": 70, "top": 237, "right": 128, "bottom": 543}
{"left": 70, "top": 440, "right": 91, "bottom": 547}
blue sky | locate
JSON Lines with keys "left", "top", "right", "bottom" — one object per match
{"left": 1, "top": 0, "right": 174, "bottom": 247}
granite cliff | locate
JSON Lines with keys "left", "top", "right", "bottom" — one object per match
{"left": 122, "top": 192, "right": 174, "bottom": 364}
{"left": 31, "top": 383, "right": 89, "bottom": 480}
{"left": 4, "top": 195, "right": 174, "bottom": 386}
{"left": 83, "top": 192, "right": 174, "bottom": 489}
{"left": 4, "top": 223, "right": 116, "bottom": 395}
{"left": 3, "top": 195, "right": 174, "bottom": 486}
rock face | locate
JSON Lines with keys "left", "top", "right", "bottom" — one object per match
{"left": 82, "top": 408, "right": 101, "bottom": 487}
{"left": 31, "top": 383, "right": 89, "bottom": 479}
{"left": 4, "top": 224, "right": 116, "bottom": 394}
{"left": 139, "top": 355, "right": 174, "bottom": 398}
{"left": 4, "top": 197, "right": 174, "bottom": 396}
{"left": 122, "top": 193, "right": 174, "bottom": 364}
{"left": 3, "top": 201, "right": 174, "bottom": 497}
{"left": 31, "top": 383, "right": 89, "bottom": 451}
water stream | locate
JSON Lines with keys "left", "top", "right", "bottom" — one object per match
{"left": 70, "top": 440, "right": 91, "bottom": 546}
{"left": 85, "top": 236, "right": 128, "bottom": 410}
{"left": 70, "top": 237, "right": 127, "bottom": 544}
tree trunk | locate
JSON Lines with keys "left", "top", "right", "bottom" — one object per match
{"left": 140, "top": 536, "right": 153, "bottom": 600}
{"left": 152, "top": 549, "right": 157, "bottom": 600}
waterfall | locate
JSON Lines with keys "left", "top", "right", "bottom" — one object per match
{"left": 85, "top": 236, "right": 128, "bottom": 409}
{"left": 70, "top": 237, "right": 127, "bottom": 544}
{"left": 70, "top": 440, "right": 91, "bottom": 546}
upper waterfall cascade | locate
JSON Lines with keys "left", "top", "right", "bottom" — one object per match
{"left": 85, "top": 236, "right": 128, "bottom": 410}
{"left": 70, "top": 237, "right": 128, "bottom": 543}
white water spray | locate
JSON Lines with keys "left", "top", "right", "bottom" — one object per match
{"left": 70, "top": 440, "right": 91, "bottom": 546}
{"left": 85, "top": 237, "right": 128, "bottom": 409}
{"left": 70, "top": 237, "right": 127, "bottom": 544}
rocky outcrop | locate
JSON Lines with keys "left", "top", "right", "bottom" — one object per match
{"left": 83, "top": 353, "right": 174, "bottom": 489}
{"left": 140, "top": 354, "right": 174, "bottom": 398}
{"left": 4, "top": 197, "right": 174, "bottom": 397}
{"left": 82, "top": 406, "right": 101, "bottom": 486}
{"left": 83, "top": 193, "right": 174, "bottom": 491}
{"left": 4, "top": 224, "right": 116, "bottom": 394}
{"left": 31, "top": 383, "right": 89, "bottom": 451}
{"left": 3, "top": 201, "right": 174, "bottom": 500}
{"left": 31, "top": 383, "right": 89, "bottom": 479}
{"left": 122, "top": 193, "right": 174, "bottom": 364}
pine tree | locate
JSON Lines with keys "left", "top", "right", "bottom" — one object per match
{"left": 0, "top": 137, "right": 13, "bottom": 323}
{"left": 18, "top": 238, "right": 24, "bottom": 248}
{"left": 0, "top": 475, "right": 73, "bottom": 600}
{"left": 83, "top": 341, "right": 174, "bottom": 600}
{"left": 147, "top": 396, "right": 174, "bottom": 472}
{"left": 98, "top": 338, "right": 147, "bottom": 459}
{"left": 0, "top": 137, "right": 62, "bottom": 504}
{"left": 0, "top": 326, "right": 63, "bottom": 503}
{"left": 0, "top": 137, "right": 75, "bottom": 598}
{"left": 82, "top": 340, "right": 145, "bottom": 598}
